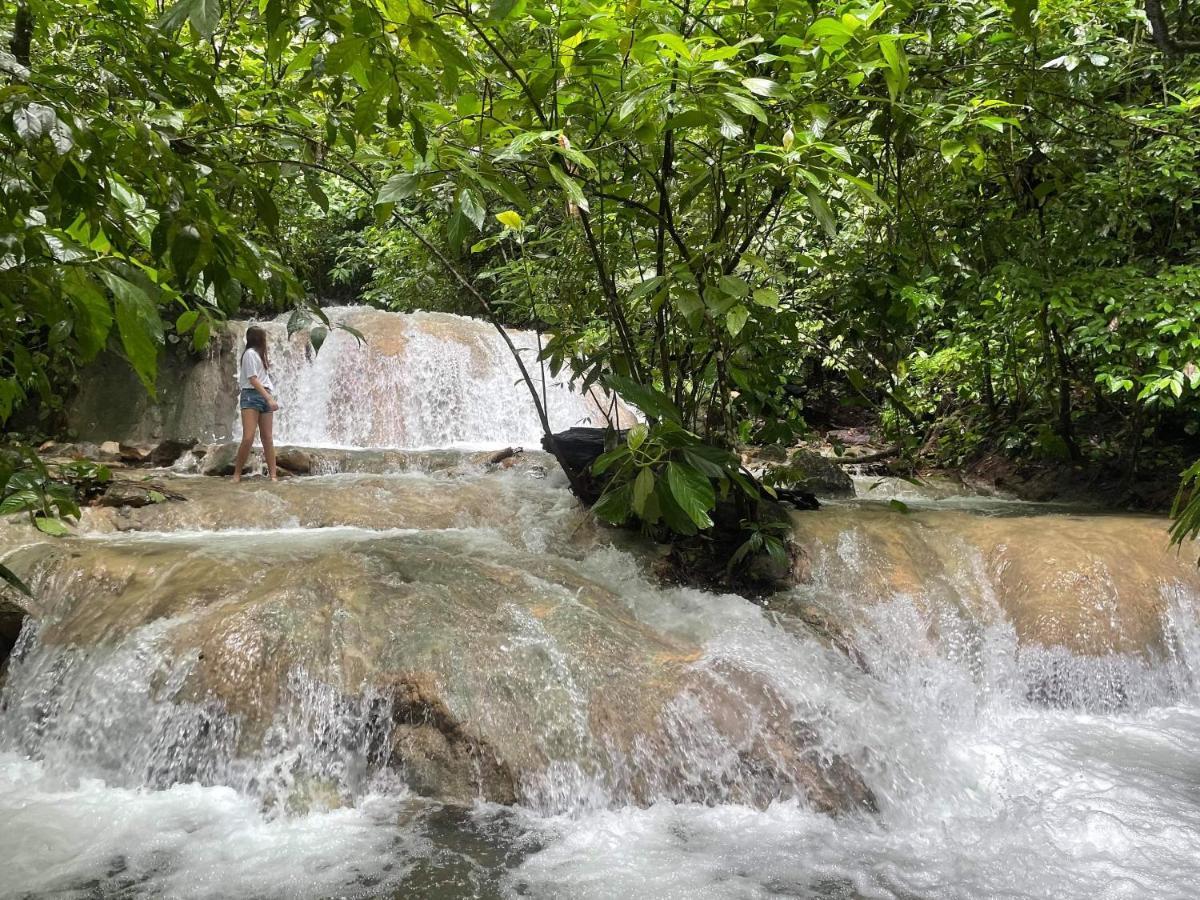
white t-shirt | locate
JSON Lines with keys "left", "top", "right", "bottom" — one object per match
{"left": 238, "top": 348, "right": 274, "bottom": 392}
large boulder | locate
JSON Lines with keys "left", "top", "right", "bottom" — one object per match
{"left": 787, "top": 450, "right": 854, "bottom": 497}
{"left": 3, "top": 523, "right": 874, "bottom": 815}
{"left": 68, "top": 332, "right": 238, "bottom": 445}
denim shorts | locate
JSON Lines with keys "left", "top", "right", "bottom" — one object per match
{"left": 239, "top": 388, "right": 273, "bottom": 413}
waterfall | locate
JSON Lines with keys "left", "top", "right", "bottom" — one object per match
{"left": 11, "top": 312, "right": 1200, "bottom": 899}
{"left": 238, "top": 308, "right": 624, "bottom": 449}
{"left": 67, "top": 307, "right": 631, "bottom": 449}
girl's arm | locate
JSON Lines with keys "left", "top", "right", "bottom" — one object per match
{"left": 249, "top": 376, "right": 279, "bottom": 410}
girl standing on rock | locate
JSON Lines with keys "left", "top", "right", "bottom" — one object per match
{"left": 233, "top": 325, "right": 279, "bottom": 482}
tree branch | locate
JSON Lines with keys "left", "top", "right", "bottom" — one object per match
{"left": 1145, "top": 0, "right": 1200, "bottom": 53}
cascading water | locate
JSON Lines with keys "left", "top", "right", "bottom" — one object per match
{"left": 237, "top": 307, "right": 625, "bottom": 449}
{"left": 4, "top": 310, "right": 1200, "bottom": 899}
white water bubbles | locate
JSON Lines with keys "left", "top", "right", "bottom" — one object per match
{"left": 0, "top": 614, "right": 242, "bottom": 791}
{"left": 0, "top": 611, "right": 402, "bottom": 816}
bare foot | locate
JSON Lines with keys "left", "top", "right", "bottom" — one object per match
{"left": 232, "top": 475, "right": 241, "bottom": 483}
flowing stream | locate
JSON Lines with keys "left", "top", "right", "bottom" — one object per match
{"left": 3, "top": 311, "right": 1200, "bottom": 899}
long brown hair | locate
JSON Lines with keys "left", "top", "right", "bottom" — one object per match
{"left": 243, "top": 325, "right": 269, "bottom": 371}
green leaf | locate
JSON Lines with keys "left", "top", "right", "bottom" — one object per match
{"left": 877, "top": 35, "right": 909, "bottom": 97}
{"left": 457, "top": 187, "right": 486, "bottom": 230}
{"left": 631, "top": 466, "right": 655, "bottom": 515}
{"left": 593, "top": 483, "right": 632, "bottom": 524}
{"left": 100, "top": 272, "right": 162, "bottom": 393}
{"left": 0, "top": 562, "right": 32, "bottom": 597}
{"left": 283, "top": 42, "right": 320, "bottom": 77}
{"left": 652, "top": 31, "right": 692, "bottom": 59}
{"left": 548, "top": 164, "right": 589, "bottom": 213}
{"left": 193, "top": 318, "right": 212, "bottom": 351}
{"left": 0, "top": 489, "right": 40, "bottom": 516}
{"left": 940, "top": 139, "right": 965, "bottom": 163}
{"left": 764, "top": 534, "right": 789, "bottom": 570}
{"left": 410, "top": 112, "right": 428, "bottom": 157}
{"left": 171, "top": 224, "right": 203, "bottom": 284}
{"left": 378, "top": 173, "right": 419, "bottom": 204}
{"left": 726, "top": 305, "right": 750, "bottom": 337}
{"left": 487, "top": 0, "right": 523, "bottom": 22}
{"left": 592, "top": 445, "right": 631, "bottom": 475}
{"left": 553, "top": 143, "right": 598, "bottom": 172}
{"left": 627, "top": 422, "right": 649, "bottom": 450}
{"left": 888, "top": 498, "right": 910, "bottom": 514}
{"left": 723, "top": 92, "right": 768, "bottom": 124}
{"left": 682, "top": 444, "right": 735, "bottom": 477}
{"left": 717, "top": 275, "right": 750, "bottom": 298}
{"left": 65, "top": 272, "right": 113, "bottom": 361}
{"left": 159, "top": 0, "right": 221, "bottom": 38}
{"left": 176, "top": 310, "right": 200, "bottom": 333}
{"left": 752, "top": 287, "right": 780, "bottom": 308}
{"left": 656, "top": 481, "right": 699, "bottom": 535}
{"left": 806, "top": 188, "right": 837, "bottom": 239}
{"left": 606, "top": 375, "right": 682, "bottom": 423}
{"left": 665, "top": 462, "right": 715, "bottom": 529}
{"left": 742, "top": 77, "right": 783, "bottom": 98}
{"left": 34, "top": 516, "right": 69, "bottom": 536}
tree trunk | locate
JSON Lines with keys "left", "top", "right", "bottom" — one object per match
{"left": 981, "top": 336, "right": 997, "bottom": 416}
{"left": 1050, "top": 323, "right": 1081, "bottom": 461}
{"left": 1146, "top": 0, "right": 1200, "bottom": 53}
{"left": 11, "top": 0, "right": 33, "bottom": 68}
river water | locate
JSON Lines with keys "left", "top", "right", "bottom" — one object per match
{"left": 2, "top": 311, "right": 1199, "bottom": 899}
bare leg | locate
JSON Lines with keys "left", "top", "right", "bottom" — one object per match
{"left": 233, "top": 408, "right": 259, "bottom": 482}
{"left": 260, "top": 411, "right": 277, "bottom": 481}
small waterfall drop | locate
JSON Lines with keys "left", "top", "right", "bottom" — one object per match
{"left": 235, "top": 308, "right": 623, "bottom": 449}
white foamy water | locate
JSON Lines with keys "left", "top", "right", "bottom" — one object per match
{"left": 0, "top": 754, "right": 416, "bottom": 900}
{"left": 509, "top": 585, "right": 1200, "bottom": 900}
{"left": 4, "top": 561, "right": 1199, "bottom": 899}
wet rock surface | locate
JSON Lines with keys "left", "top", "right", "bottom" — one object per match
{"left": 742, "top": 447, "right": 855, "bottom": 498}
{"left": 2, "top": 519, "right": 871, "bottom": 814}
{"left": 2, "top": 454, "right": 1194, "bottom": 826}
{"left": 785, "top": 504, "right": 1200, "bottom": 662}
{"left": 1, "top": 468, "right": 874, "bottom": 815}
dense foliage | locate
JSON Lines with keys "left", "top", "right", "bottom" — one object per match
{"left": 3, "top": 0, "right": 1200, "bottom": 551}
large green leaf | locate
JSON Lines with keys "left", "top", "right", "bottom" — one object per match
{"left": 606, "top": 375, "right": 681, "bottom": 423}
{"left": 806, "top": 188, "right": 837, "bottom": 239}
{"left": 548, "top": 164, "right": 589, "bottom": 213}
{"left": 65, "top": 272, "right": 113, "bottom": 361}
{"left": 34, "top": 516, "right": 70, "bottom": 536}
{"left": 665, "top": 462, "right": 715, "bottom": 529}
{"left": 159, "top": 0, "right": 221, "bottom": 38}
{"left": 0, "top": 490, "right": 40, "bottom": 516}
{"left": 378, "top": 173, "right": 419, "bottom": 204}
{"left": 726, "top": 305, "right": 750, "bottom": 337}
{"left": 656, "top": 480, "right": 699, "bottom": 535}
{"left": 592, "top": 483, "right": 632, "bottom": 524}
{"left": 100, "top": 272, "right": 162, "bottom": 394}
{"left": 631, "top": 466, "right": 655, "bottom": 515}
